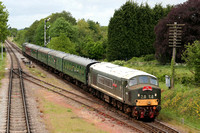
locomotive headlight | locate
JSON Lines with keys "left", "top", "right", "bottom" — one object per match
{"left": 155, "top": 93, "right": 157, "bottom": 97}
{"left": 138, "top": 94, "right": 140, "bottom": 97}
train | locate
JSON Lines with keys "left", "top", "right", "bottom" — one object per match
{"left": 22, "top": 43, "right": 161, "bottom": 119}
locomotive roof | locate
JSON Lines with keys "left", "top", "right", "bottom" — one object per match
{"left": 38, "top": 47, "right": 53, "bottom": 54}
{"left": 48, "top": 50, "right": 70, "bottom": 58}
{"left": 90, "top": 62, "right": 156, "bottom": 80}
{"left": 25, "top": 43, "right": 42, "bottom": 50}
{"left": 63, "top": 55, "right": 98, "bottom": 67}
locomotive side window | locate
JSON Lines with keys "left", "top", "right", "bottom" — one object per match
{"left": 129, "top": 78, "right": 137, "bottom": 86}
{"left": 98, "top": 76, "right": 104, "bottom": 84}
{"left": 139, "top": 76, "right": 149, "bottom": 84}
{"left": 150, "top": 77, "right": 158, "bottom": 86}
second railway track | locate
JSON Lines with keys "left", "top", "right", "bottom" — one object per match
{"left": 5, "top": 41, "right": 31, "bottom": 133}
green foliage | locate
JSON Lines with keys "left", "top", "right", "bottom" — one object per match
{"left": 49, "top": 17, "right": 76, "bottom": 41}
{"left": 33, "top": 21, "right": 45, "bottom": 46}
{"left": 48, "top": 11, "right": 76, "bottom": 25}
{"left": 25, "top": 20, "right": 40, "bottom": 43}
{"left": 81, "top": 37, "right": 105, "bottom": 60}
{"left": 75, "top": 19, "right": 107, "bottom": 59}
{"left": 143, "top": 54, "right": 155, "bottom": 61}
{"left": 8, "top": 27, "right": 18, "bottom": 37}
{"left": 0, "top": 1, "right": 9, "bottom": 42}
{"left": 47, "top": 33, "right": 76, "bottom": 54}
{"left": 113, "top": 57, "right": 195, "bottom": 85}
{"left": 87, "top": 20, "right": 102, "bottom": 41}
{"left": 0, "top": 52, "right": 6, "bottom": 83}
{"left": 15, "top": 30, "right": 27, "bottom": 45}
{"left": 182, "top": 41, "right": 200, "bottom": 84}
{"left": 159, "top": 83, "right": 200, "bottom": 130}
{"left": 107, "top": 1, "right": 171, "bottom": 61}
{"left": 76, "top": 19, "right": 92, "bottom": 39}
{"left": 14, "top": 11, "right": 108, "bottom": 60}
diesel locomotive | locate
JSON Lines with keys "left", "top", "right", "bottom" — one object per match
{"left": 22, "top": 43, "right": 161, "bottom": 119}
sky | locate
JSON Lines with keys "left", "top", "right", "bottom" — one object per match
{"left": 1, "top": 0, "right": 188, "bottom": 29}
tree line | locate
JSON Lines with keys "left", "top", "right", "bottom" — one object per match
{"left": 10, "top": 1, "right": 199, "bottom": 63}
{"left": 12, "top": 11, "right": 107, "bottom": 60}
{"left": 12, "top": 2, "right": 172, "bottom": 61}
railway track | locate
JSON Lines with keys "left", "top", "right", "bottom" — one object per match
{"left": 9, "top": 40, "right": 179, "bottom": 133}
{"left": 4, "top": 41, "right": 31, "bottom": 133}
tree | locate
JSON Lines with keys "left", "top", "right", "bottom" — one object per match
{"left": 47, "top": 33, "right": 76, "bottom": 54}
{"left": 8, "top": 27, "right": 18, "bottom": 37}
{"left": 87, "top": 20, "right": 102, "bottom": 41}
{"left": 154, "top": 0, "right": 200, "bottom": 64}
{"left": 76, "top": 19, "right": 92, "bottom": 39}
{"left": 49, "top": 17, "right": 76, "bottom": 41}
{"left": 25, "top": 20, "right": 40, "bottom": 43}
{"left": 0, "top": 1, "right": 9, "bottom": 42}
{"left": 15, "top": 30, "right": 27, "bottom": 45}
{"left": 33, "top": 20, "right": 45, "bottom": 46}
{"left": 107, "top": 1, "right": 171, "bottom": 61}
{"left": 182, "top": 41, "right": 200, "bottom": 84}
{"left": 80, "top": 37, "right": 105, "bottom": 60}
{"left": 48, "top": 11, "right": 76, "bottom": 25}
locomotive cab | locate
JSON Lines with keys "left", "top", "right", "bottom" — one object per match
{"left": 124, "top": 75, "right": 161, "bottom": 119}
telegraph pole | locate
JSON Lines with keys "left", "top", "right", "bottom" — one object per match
{"left": 167, "top": 22, "right": 185, "bottom": 89}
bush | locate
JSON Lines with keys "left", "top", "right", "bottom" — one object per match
{"left": 143, "top": 54, "right": 155, "bottom": 61}
{"left": 182, "top": 40, "right": 200, "bottom": 84}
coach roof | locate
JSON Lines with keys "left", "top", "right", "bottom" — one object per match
{"left": 63, "top": 55, "right": 98, "bottom": 67}
{"left": 24, "top": 43, "right": 42, "bottom": 50}
{"left": 38, "top": 47, "right": 53, "bottom": 54}
{"left": 48, "top": 50, "right": 70, "bottom": 58}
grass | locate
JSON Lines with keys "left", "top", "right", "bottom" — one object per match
{"left": 158, "top": 82, "right": 200, "bottom": 131}
{"left": 39, "top": 96, "right": 107, "bottom": 133}
{"left": 112, "top": 56, "right": 200, "bottom": 131}
{"left": 0, "top": 52, "right": 6, "bottom": 87}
